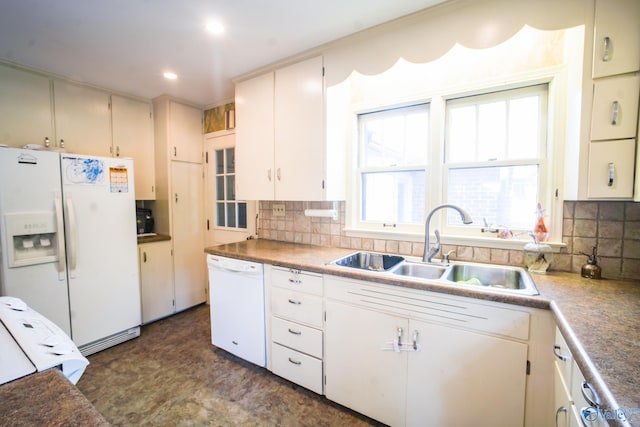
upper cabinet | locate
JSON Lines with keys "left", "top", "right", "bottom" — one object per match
{"left": 168, "top": 101, "right": 203, "bottom": 163}
{"left": 111, "top": 95, "right": 156, "bottom": 200}
{"left": 236, "top": 56, "right": 343, "bottom": 201}
{"left": 0, "top": 65, "right": 53, "bottom": 148}
{"left": 52, "top": 80, "right": 112, "bottom": 155}
{"left": 592, "top": 0, "right": 640, "bottom": 78}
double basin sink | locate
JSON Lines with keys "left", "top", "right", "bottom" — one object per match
{"left": 329, "top": 251, "right": 539, "bottom": 296}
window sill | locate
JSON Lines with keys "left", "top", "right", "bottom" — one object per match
{"left": 344, "top": 227, "right": 566, "bottom": 252}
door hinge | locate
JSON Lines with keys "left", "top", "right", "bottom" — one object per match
{"left": 526, "top": 360, "right": 531, "bottom": 375}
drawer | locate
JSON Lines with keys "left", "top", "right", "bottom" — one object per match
{"left": 272, "top": 267, "right": 323, "bottom": 296}
{"left": 271, "top": 287, "right": 323, "bottom": 328}
{"left": 272, "top": 317, "right": 323, "bottom": 359}
{"left": 553, "top": 328, "right": 573, "bottom": 388}
{"left": 271, "top": 343, "right": 323, "bottom": 395}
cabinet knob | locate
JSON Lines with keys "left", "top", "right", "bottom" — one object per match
{"left": 173, "top": 146, "right": 177, "bottom": 157}
{"left": 116, "top": 145, "right": 120, "bottom": 157}
{"left": 175, "top": 193, "right": 179, "bottom": 203}
{"left": 277, "top": 167, "right": 281, "bottom": 181}
{"left": 143, "top": 252, "right": 147, "bottom": 263}
{"left": 59, "top": 139, "right": 65, "bottom": 148}
{"left": 44, "top": 137, "right": 50, "bottom": 147}
{"left": 267, "top": 168, "right": 272, "bottom": 182}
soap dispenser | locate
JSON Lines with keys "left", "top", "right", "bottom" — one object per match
{"left": 581, "top": 246, "right": 602, "bottom": 279}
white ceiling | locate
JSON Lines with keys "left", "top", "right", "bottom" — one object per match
{"left": 0, "top": 0, "right": 447, "bottom": 107}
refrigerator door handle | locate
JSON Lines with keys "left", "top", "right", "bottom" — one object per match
{"left": 65, "top": 196, "right": 78, "bottom": 278}
{"left": 54, "top": 194, "right": 66, "bottom": 280}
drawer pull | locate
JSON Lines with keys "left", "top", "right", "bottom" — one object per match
{"left": 397, "top": 327, "right": 403, "bottom": 348}
{"left": 288, "top": 328, "right": 302, "bottom": 335}
{"left": 412, "top": 329, "right": 419, "bottom": 351}
{"left": 288, "top": 299, "right": 302, "bottom": 305}
{"left": 288, "top": 357, "right": 302, "bottom": 365}
{"left": 552, "top": 344, "right": 567, "bottom": 361}
{"left": 602, "top": 36, "right": 611, "bottom": 62}
{"left": 288, "top": 278, "right": 302, "bottom": 284}
{"left": 555, "top": 406, "right": 567, "bottom": 427}
{"left": 608, "top": 162, "right": 615, "bottom": 187}
{"left": 581, "top": 381, "right": 601, "bottom": 408}
{"left": 611, "top": 100, "right": 619, "bottom": 125}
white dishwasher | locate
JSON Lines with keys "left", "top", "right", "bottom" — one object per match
{"left": 207, "top": 255, "right": 266, "bottom": 367}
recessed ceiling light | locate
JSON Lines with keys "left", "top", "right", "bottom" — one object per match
{"left": 206, "top": 20, "right": 224, "bottom": 35}
{"left": 163, "top": 72, "right": 178, "bottom": 80}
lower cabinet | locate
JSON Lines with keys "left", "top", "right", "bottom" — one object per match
{"left": 324, "top": 275, "right": 532, "bottom": 427}
{"left": 138, "top": 240, "right": 174, "bottom": 323}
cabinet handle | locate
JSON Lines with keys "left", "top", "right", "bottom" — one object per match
{"left": 59, "top": 138, "right": 65, "bottom": 148}
{"left": 397, "top": 327, "right": 403, "bottom": 348}
{"left": 552, "top": 344, "right": 567, "bottom": 361}
{"left": 173, "top": 146, "right": 177, "bottom": 157}
{"left": 288, "top": 299, "right": 301, "bottom": 305}
{"left": 288, "top": 357, "right": 302, "bottom": 365}
{"left": 555, "top": 406, "right": 567, "bottom": 427}
{"left": 267, "top": 168, "right": 272, "bottom": 182}
{"left": 288, "top": 278, "right": 302, "bottom": 284}
{"left": 602, "top": 36, "right": 611, "bottom": 62}
{"left": 581, "top": 381, "right": 601, "bottom": 408}
{"left": 412, "top": 330, "right": 419, "bottom": 350}
{"left": 175, "top": 193, "right": 179, "bottom": 203}
{"left": 287, "top": 328, "right": 302, "bottom": 335}
{"left": 143, "top": 252, "right": 147, "bottom": 263}
{"left": 116, "top": 145, "right": 120, "bottom": 157}
{"left": 44, "top": 137, "right": 50, "bottom": 147}
{"left": 277, "top": 167, "right": 281, "bottom": 181}
{"left": 611, "top": 100, "right": 619, "bottom": 125}
{"left": 608, "top": 163, "right": 615, "bottom": 187}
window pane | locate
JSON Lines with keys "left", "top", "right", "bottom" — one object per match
{"left": 226, "top": 203, "right": 236, "bottom": 228}
{"left": 362, "top": 170, "right": 425, "bottom": 224}
{"left": 238, "top": 203, "right": 247, "bottom": 228}
{"left": 448, "top": 106, "right": 476, "bottom": 163}
{"left": 508, "top": 96, "right": 539, "bottom": 159}
{"left": 447, "top": 165, "right": 538, "bottom": 229}
{"left": 478, "top": 101, "right": 506, "bottom": 160}
{"left": 215, "top": 176, "right": 224, "bottom": 201}
{"left": 226, "top": 176, "right": 235, "bottom": 200}
{"left": 361, "top": 104, "right": 428, "bottom": 168}
{"left": 225, "top": 148, "right": 235, "bottom": 173}
{"left": 215, "top": 149, "right": 224, "bottom": 174}
{"left": 216, "top": 203, "right": 225, "bottom": 226}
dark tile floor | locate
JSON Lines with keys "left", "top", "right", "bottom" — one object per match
{"left": 76, "top": 304, "right": 380, "bottom": 426}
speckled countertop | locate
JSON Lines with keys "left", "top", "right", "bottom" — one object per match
{"left": 0, "top": 368, "right": 109, "bottom": 426}
{"left": 137, "top": 233, "right": 171, "bottom": 244}
{"left": 206, "top": 239, "right": 640, "bottom": 426}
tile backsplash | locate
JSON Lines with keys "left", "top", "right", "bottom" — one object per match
{"left": 257, "top": 200, "right": 640, "bottom": 281}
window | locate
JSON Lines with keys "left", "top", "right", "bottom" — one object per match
{"left": 444, "top": 85, "right": 548, "bottom": 234}
{"left": 214, "top": 147, "right": 247, "bottom": 229}
{"left": 356, "top": 104, "right": 429, "bottom": 232}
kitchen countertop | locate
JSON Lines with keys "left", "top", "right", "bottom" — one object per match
{"left": 0, "top": 368, "right": 109, "bottom": 426}
{"left": 205, "top": 239, "right": 640, "bottom": 426}
{"left": 137, "top": 233, "right": 171, "bottom": 244}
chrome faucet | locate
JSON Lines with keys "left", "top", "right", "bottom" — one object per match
{"left": 422, "top": 204, "right": 473, "bottom": 263}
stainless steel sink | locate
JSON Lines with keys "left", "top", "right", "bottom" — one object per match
{"left": 331, "top": 251, "right": 404, "bottom": 272}
{"left": 444, "top": 263, "right": 539, "bottom": 295}
{"left": 391, "top": 262, "right": 446, "bottom": 280}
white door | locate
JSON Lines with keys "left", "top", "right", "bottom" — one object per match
{"left": 406, "top": 319, "right": 528, "bottom": 427}
{"left": 171, "top": 161, "right": 205, "bottom": 311}
{"left": 0, "top": 148, "right": 71, "bottom": 335}
{"left": 324, "top": 301, "right": 408, "bottom": 426}
{"left": 62, "top": 155, "right": 141, "bottom": 346}
{"left": 139, "top": 241, "right": 174, "bottom": 323}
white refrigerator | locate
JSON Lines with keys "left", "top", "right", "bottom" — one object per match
{"left": 0, "top": 146, "right": 141, "bottom": 355}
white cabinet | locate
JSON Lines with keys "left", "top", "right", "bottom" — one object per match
{"left": 111, "top": 95, "right": 156, "bottom": 200}
{"left": 236, "top": 56, "right": 337, "bottom": 201}
{"left": 590, "top": 74, "right": 640, "bottom": 141}
{"left": 0, "top": 65, "right": 53, "bottom": 148}
{"left": 552, "top": 327, "right": 609, "bottom": 427}
{"left": 269, "top": 267, "right": 324, "bottom": 394}
{"left": 592, "top": 0, "right": 640, "bottom": 78}
{"left": 138, "top": 240, "right": 174, "bottom": 323}
{"left": 153, "top": 97, "right": 206, "bottom": 312}
{"left": 324, "top": 276, "right": 531, "bottom": 427}
{"left": 52, "top": 80, "right": 112, "bottom": 155}
{"left": 587, "top": 139, "right": 636, "bottom": 198}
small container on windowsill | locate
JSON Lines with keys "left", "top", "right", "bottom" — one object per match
{"left": 523, "top": 242, "right": 553, "bottom": 273}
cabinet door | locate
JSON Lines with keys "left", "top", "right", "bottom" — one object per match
{"left": 592, "top": 0, "right": 640, "bottom": 78}
{"left": 325, "top": 301, "right": 407, "bottom": 427}
{"left": 53, "top": 80, "right": 112, "bottom": 155}
{"left": 587, "top": 139, "right": 635, "bottom": 198}
{"left": 274, "top": 56, "right": 324, "bottom": 200}
{"left": 235, "top": 72, "right": 275, "bottom": 200}
{"left": 169, "top": 101, "right": 202, "bottom": 163}
{"left": 590, "top": 74, "right": 640, "bottom": 141}
{"left": 139, "top": 241, "right": 174, "bottom": 323}
{"left": 112, "top": 95, "right": 155, "bottom": 199}
{"left": 0, "top": 65, "right": 53, "bottom": 148}
{"left": 554, "top": 364, "right": 572, "bottom": 427}
{"left": 171, "top": 161, "right": 206, "bottom": 311}
{"left": 406, "top": 319, "right": 528, "bottom": 427}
